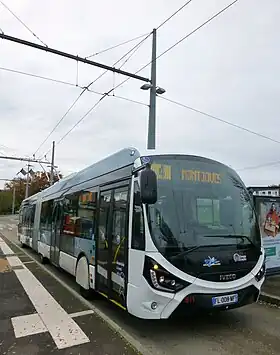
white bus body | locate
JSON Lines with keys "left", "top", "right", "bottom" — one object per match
{"left": 18, "top": 148, "right": 265, "bottom": 319}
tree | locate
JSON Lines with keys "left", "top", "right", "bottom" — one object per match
{"left": 0, "top": 189, "right": 13, "bottom": 215}
{"left": 0, "top": 171, "right": 62, "bottom": 214}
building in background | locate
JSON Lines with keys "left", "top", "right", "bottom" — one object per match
{"left": 247, "top": 186, "right": 280, "bottom": 197}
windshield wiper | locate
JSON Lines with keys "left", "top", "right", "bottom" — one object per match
{"left": 169, "top": 246, "right": 202, "bottom": 261}
{"left": 203, "top": 234, "right": 261, "bottom": 253}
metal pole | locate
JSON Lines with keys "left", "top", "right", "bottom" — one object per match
{"left": 147, "top": 28, "right": 157, "bottom": 150}
{"left": 25, "top": 162, "right": 30, "bottom": 199}
{"left": 0, "top": 155, "right": 53, "bottom": 165}
{"left": 12, "top": 185, "right": 16, "bottom": 214}
{"left": 50, "top": 141, "right": 55, "bottom": 185}
{"left": 0, "top": 33, "right": 150, "bottom": 83}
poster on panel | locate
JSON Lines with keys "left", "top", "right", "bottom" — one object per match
{"left": 257, "top": 198, "right": 280, "bottom": 270}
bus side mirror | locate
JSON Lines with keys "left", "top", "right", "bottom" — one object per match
{"left": 140, "top": 166, "right": 157, "bottom": 204}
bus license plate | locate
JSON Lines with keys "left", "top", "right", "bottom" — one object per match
{"left": 212, "top": 294, "right": 238, "bottom": 307}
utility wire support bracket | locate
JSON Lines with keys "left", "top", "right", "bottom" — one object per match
{"left": 0, "top": 155, "right": 57, "bottom": 166}
{"left": 0, "top": 33, "right": 151, "bottom": 83}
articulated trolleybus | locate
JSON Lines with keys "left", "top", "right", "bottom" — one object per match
{"left": 18, "top": 148, "right": 265, "bottom": 319}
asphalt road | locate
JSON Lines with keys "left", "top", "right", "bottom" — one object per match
{"left": 1, "top": 215, "right": 280, "bottom": 355}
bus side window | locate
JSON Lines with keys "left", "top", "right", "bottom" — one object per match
{"left": 77, "top": 191, "right": 97, "bottom": 240}
{"left": 132, "top": 182, "right": 145, "bottom": 250}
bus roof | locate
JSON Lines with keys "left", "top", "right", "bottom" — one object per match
{"left": 38, "top": 147, "right": 141, "bottom": 200}
{"left": 21, "top": 148, "right": 239, "bottom": 205}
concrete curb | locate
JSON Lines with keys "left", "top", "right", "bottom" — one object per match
{"left": 0, "top": 234, "right": 154, "bottom": 355}
{"left": 259, "top": 292, "right": 280, "bottom": 307}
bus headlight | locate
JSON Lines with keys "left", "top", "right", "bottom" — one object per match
{"left": 143, "top": 256, "right": 190, "bottom": 293}
{"left": 255, "top": 262, "right": 266, "bottom": 282}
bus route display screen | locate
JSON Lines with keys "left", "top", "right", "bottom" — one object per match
{"left": 140, "top": 155, "right": 223, "bottom": 186}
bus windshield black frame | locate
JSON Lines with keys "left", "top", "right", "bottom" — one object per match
{"left": 142, "top": 155, "right": 261, "bottom": 259}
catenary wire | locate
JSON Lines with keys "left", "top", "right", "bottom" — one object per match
{"left": 86, "top": 32, "right": 151, "bottom": 88}
{"left": 34, "top": 90, "right": 87, "bottom": 155}
{"left": 156, "top": 0, "right": 193, "bottom": 30}
{"left": 9, "top": 1, "right": 197, "bottom": 158}
{"left": 237, "top": 160, "right": 280, "bottom": 172}
{"left": 43, "top": 89, "right": 148, "bottom": 157}
{"left": 0, "top": 66, "right": 147, "bottom": 107}
{"left": 36, "top": 33, "right": 152, "bottom": 158}
{"left": 45, "top": 1, "right": 233, "bottom": 151}
{"left": 117, "top": 35, "right": 150, "bottom": 70}
{"left": 10, "top": 2, "right": 237, "bottom": 158}
{"left": 155, "top": 0, "right": 238, "bottom": 62}
{"left": 113, "top": 0, "right": 239, "bottom": 91}
{"left": 159, "top": 96, "right": 280, "bottom": 145}
{"left": 0, "top": 66, "right": 101, "bottom": 93}
{"left": 85, "top": 32, "right": 149, "bottom": 59}
{"left": 35, "top": 87, "right": 148, "bottom": 157}
{"left": 33, "top": 1, "right": 194, "bottom": 154}
{"left": 56, "top": 97, "right": 105, "bottom": 146}
{"left": 0, "top": 0, "right": 48, "bottom": 47}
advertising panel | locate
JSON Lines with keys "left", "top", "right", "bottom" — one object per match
{"left": 256, "top": 197, "right": 280, "bottom": 272}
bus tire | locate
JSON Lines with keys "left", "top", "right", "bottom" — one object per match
{"left": 76, "top": 255, "right": 91, "bottom": 299}
{"left": 20, "top": 242, "right": 26, "bottom": 248}
{"left": 80, "top": 285, "right": 91, "bottom": 299}
{"left": 39, "top": 253, "right": 47, "bottom": 264}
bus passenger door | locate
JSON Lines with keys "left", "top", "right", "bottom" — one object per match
{"left": 110, "top": 186, "right": 129, "bottom": 308}
{"left": 96, "top": 190, "right": 113, "bottom": 296}
{"left": 96, "top": 185, "right": 129, "bottom": 309}
{"left": 50, "top": 201, "right": 63, "bottom": 266}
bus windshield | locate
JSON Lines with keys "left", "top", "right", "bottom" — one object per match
{"left": 143, "top": 156, "right": 261, "bottom": 258}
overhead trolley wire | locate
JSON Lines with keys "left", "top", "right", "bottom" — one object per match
{"left": 237, "top": 160, "right": 280, "bottom": 172}
{"left": 85, "top": 32, "right": 149, "bottom": 59}
{"left": 35, "top": 1, "right": 195, "bottom": 153}
{"left": 42, "top": 1, "right": 237, "bottom": 151}
{"left": 159, "top": 95, "right": 280, "bottom": 146}
{"left": 156, "top": 0, "right": 193, "bottom": 30}
{"left": 84, "top": 0, "right": 194, "bottom": 60}
{"left": 155, "top": 0, "right": 238, "bottom": 62}
{"left": 0, "top": 0, "right": 48, "bottom": 47}
{"left": 113, "top": 0, "right": 239, "bottom": 91}
{"left": 0, "top": 66, "right": 148, "bottom": 109}
{"left": 37, "top": 33, "right": 152, "bottom": 158}
{"left": 0, "top": 66, "right": 100, "bottom": 92}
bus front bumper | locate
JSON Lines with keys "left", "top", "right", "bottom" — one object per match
{"left": 127, "top": 274, "right": 265, "bottom": 319}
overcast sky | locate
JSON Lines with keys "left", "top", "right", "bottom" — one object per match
{"left": 0, "top": 0, "right": 279, "bottom": 189}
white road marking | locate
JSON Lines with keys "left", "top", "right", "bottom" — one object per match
{"left": 15, "top": 268, "right": 90, "bottom": 349}
{"left": 11, "top": 310, "right": 95, "bottom": 338}
{"left": 22, "top": 260, "right": 36, "bottom": 264}
{"left": 0, "top": 237, "right": 14, "bottom": 255}
{"left": 0, "top": 237, "right": 90, "bottom": 349}
{"left": 5, "top": 235, "right": 152, "bottom": 355}
{"left": 11, "top": 313, "right": 47, "bottom": 338}
{"left": 69, "top": 310, "right": 94, "bottom": 318}
{"left": 7, "top": 256, "right": 22, "bottom": 268}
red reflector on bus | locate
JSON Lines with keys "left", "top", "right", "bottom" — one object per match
{"left": 184, "top": 296, "right": 195, "bottom": 304}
